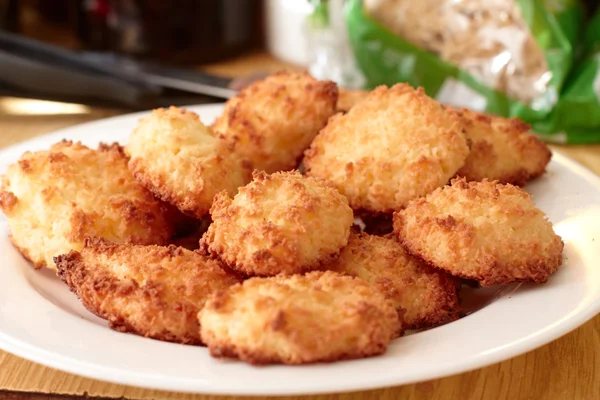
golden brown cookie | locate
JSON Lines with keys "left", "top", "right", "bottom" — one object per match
{"left": 199, "top": 271, "right": 401, "bottom": 365}
{"left": 328, "top": 233, "right": 459, "bottom": 329}
{"left": 453, "top": 108, "right": 551, "bottom": 185}
{"left": 0, "top": 141, "right": 175, "bottom": 270}
{"left": 56, "top": 238, "right": 240, "bottom": 344}
{"left": 304, "top": 84, "right": 469, "bottom": 213}
{"left": 212, "top": 71, "right": 338, "bottom": 173}
{"left": 201, "top": 170, "right": 354, "bottom": 276}
{"left": 393, "top": 178, "right": 564, "bottom": 286}
{"left": 126, "top": 106, "right": 250, "bottom": 218}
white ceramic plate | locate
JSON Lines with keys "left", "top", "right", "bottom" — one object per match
{"left": 1, "top": 104, "right": 600, "bottom": 396}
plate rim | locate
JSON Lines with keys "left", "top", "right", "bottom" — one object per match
{"left": 0, "top": 104, "right": 599, "bottom": 396}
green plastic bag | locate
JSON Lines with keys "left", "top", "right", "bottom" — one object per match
{"left": 345, "top": 0, "right": 586, "bottom": 142}
{"left": 542, "top": 9, "right": 600, "bottom": 143}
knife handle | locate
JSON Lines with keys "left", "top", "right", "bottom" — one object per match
{"left": 0, "top": 49, "right": 158, "bottom": 108}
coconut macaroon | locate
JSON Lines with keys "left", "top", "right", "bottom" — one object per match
{"left": 126, "top": 106, "right": 250, "bottom": 219}
{"left": 212, "top": 71, "right": 338, "bottom": 173}
{"left": 304, "top": 84, "right": 469, "bottom": 213}
{"left": 199, "top": 271, "right": 401, "bottom": 365}
{"left": 201, "top": 170, "right": 353, "bottom": 276}
{"left": 453, "top": 108, "right": 551, "bottom": 186}
{"left": 327, "top": 233, "right": 459, "bottom": 329}
{"left": 0, "top": 141, "right": 175, "bottom": 271}
{"left": 337, "top": 88, "right": 369, "bottom": 113}
{"left": 393, "top": 178, "right": 564, "bottom": 286}
{"left": 55, "top": 238, "right": 240, "bottom": 344}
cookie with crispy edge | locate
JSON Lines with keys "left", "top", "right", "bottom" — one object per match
{"left": 126, "top": 106, "right": 251, "bottom": 219}
{"left": 212, "top": 71, "right": 338, "bottom": 173}
{"left": 452, "top": 108, "right": 551, "bottom": 186}
{"left": 304, "top": 84, "right": 469, "bottom": 213}
{"left": 327, "top": 233, "right": 459, "bottom": 329}
{"left": 393, "top": 178, "right": 563, "bottom": 286}
{"left": 56, "top": 238, "right": 240, "bottom": 344}
{"left": 201, "top": 170, "right": 354, "bottom": 276}
{"left": 199, "top": 270, "right": 401, "bottom": 365}
{"left": 0, "top": 140, "right": 175, "bottom": 270}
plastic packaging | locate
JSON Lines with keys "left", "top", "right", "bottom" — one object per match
{"left": 344, "top": 0, "right": 591, "bottom": 143}
{"left": 363, "top": 0, "right": 552, "bottom": 105}
{"left": 545, "top": 9, "right": 600, "bottom": 143}
{"left": 305, "top": 0, "right": 366, "bottom": 89}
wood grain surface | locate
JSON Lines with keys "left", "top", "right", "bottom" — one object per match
{"left": 1, "top": 64, "right": 599, "bottom": 400}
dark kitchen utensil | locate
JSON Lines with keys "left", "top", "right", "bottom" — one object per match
{"left": 0, "top": 31, "right": 259, "bottom": 108}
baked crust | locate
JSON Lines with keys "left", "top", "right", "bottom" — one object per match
{"left": 304, "top": 84, "right": 469, "bottom": 213}
{"left": 126, "top": 106, "right": 251, "bottom": 218}
{"left": 55, "top": 238, "right": 240, "bottom": 344}
{"left": 201, "top": 170, "right": 354, "bottom": 276}
{"left": 451, "top": 108, "right": 551, "bottom": 186}
{"left": 327, "top": 233, "right": 459, "bottom": 329}
{"left": 393, "top": 178, "right": 564, "bottom": 286}
{"left": 0, "top": 140, "right": 175, "bottom": 270}
{"left": 212, "top": 71, "right": 338, "bottom": 173}
{"left": 199, "top": 271, "right": 401, "bottom": 365}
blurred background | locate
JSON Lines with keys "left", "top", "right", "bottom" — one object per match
{"left": 0, "top": 0, "right": 368, "bottom": 109}
{"left": 1, "top": 0, "right": 600, "bottom": 143}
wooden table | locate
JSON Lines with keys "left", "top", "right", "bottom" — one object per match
{"left": 1, "top": 53, "right": 599, "bottom": 400}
